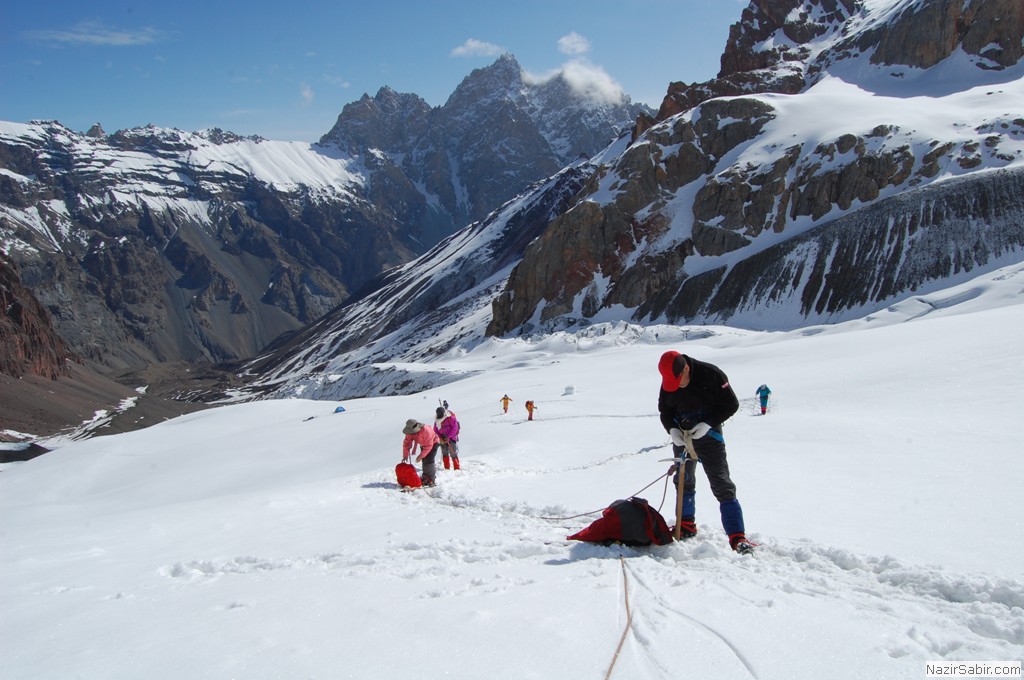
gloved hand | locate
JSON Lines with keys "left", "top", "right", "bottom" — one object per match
{"left": 690, "top": 422, "right": 711, "bottom": 439}
{"left": 669, "top": 428, "right": 686, "bottom": 446}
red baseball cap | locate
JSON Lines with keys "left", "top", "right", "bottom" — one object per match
{"left": 659, "top": 351, "right": 684, "bottom": 392}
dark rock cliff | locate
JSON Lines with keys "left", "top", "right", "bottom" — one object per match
{"left": 644, "top": 168, "right": 1024, "bottom": 324}
{"left": 0, "top": 251, "right": 74, "bottom": 380}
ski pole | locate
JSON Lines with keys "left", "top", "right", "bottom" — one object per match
{"left": 674, "top": 459, "right": 685, "bottom": 541}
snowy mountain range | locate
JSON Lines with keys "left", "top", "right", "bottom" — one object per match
{"left": 0, "top": 55, "right": 646, "bottom": 379}
{"left": 240, "top": 0, "right": 1024, "bottom": 402}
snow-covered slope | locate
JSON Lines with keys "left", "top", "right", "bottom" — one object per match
{"left": 244, "top": 161, "right": 601, "bottom": 400}
{"left": 2, "top": 264, "right": 1022, "bottom": 679}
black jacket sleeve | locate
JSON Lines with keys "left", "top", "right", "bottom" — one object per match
{"left": 658, "top": 390, "right": 675, "bottom": 432}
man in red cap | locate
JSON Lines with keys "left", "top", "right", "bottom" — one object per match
{"left": 657, "top": 350, "right": 753, "bottom": 554}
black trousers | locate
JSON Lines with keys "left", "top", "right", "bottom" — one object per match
{"left": 421, "top": 443, "right": 439, "bottom": 482}
{"left": 673, "top": 428, "right": 737, "bottom": 503}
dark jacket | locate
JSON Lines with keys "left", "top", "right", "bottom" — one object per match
{"left": 658, "top": 356, "right": 739, "bottom": 431}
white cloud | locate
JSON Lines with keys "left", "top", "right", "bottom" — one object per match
{"left": 558, "top": 32, "right": 590, "bottom": 56}
{"left": 300, "top": 83, "right": 315, "bottom": 106}
{"left": 24, "top": 20, "right": 162, "bottom": 47}
{"left": 451, "top": 38, "right": 504, "bottom": 58}
{"left": 523, "top": 59, "right": 624, "bottom": 104}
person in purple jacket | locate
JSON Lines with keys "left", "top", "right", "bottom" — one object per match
{"left": 434, "top": 406, "right": 461, "bottom": 470}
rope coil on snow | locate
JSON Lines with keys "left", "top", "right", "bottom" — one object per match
{"left": 604, "top": 555, "right": 633, "bottom": 680}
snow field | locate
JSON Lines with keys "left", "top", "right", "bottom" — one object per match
{"left": 2, "top": 264, "right": 1023, "bottom": 679}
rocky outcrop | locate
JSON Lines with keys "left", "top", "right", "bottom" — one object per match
{"left": 868, "top": 0, "right": 1024, "bottom": 69}
{"left": 495, "top": 95, "right": 799, "bottom": 334}
{"left": 493, "top": 105, "right": 1024, "bottom": 333}
{"left": 643, "top": 168, "right": 1024, "bottom": 324}
{"left": 642, "top": 0, "right": 1024, "bottom": 135}
{"left": 488, "top": 97, "right": 777, "bottom": 335}
{"left": 644, "top": 0, "right": 853, "bottom": 130}
{"left": 0, "top": 252, "right": 74, "bottom": 379}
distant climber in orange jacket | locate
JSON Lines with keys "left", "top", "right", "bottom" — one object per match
{"left": 500, "top": 394, "right": 513, "bottom": 413}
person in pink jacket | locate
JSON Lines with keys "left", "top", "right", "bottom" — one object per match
{"left": 402, "top": 419, "right": 440, "bottom": 487}
{"left": 434, "top": 406, "right": 461, "bottom": 470}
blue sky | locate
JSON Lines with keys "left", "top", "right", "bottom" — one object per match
{"left": 1, "top": 1, "right": 747, "bottom": 142}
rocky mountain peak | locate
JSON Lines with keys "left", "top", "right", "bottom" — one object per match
{"left": 320, "top": 87, "right": 432, "bottom": 152}
{"left": 317, "top": 53, "right": 649, "bottom": 239}
{"left": 442, "top": 53, "right": 526, "bottom": 111}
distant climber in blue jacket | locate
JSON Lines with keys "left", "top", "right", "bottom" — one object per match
{"left": 755, "top": 384, "right": 772, "bottom": 415}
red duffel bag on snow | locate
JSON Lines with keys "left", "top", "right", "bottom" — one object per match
{"left": 396, "top": 461, "right": 422, "bottom": 489}
{"left": 567, "top": 497, "right": 673, "bottom": 546}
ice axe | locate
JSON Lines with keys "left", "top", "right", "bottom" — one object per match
{"left": 661, "top": 431, "right": 699, "bottom": 541}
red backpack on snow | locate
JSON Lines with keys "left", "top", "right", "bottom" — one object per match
{"left": 567, "top": 497, "right": 673, "bottom": 546}
{"left": 395, "top": 462, "right": 422, "bottom": 489}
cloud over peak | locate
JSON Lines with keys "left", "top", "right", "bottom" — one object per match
{"left": 524, "top": 59, "right": 625, "bottom": 105}
{"left": 451, "top": 38, "right": 504, "bottom": 58}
